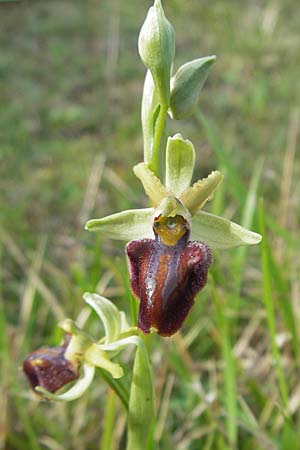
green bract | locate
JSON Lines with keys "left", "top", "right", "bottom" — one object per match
{"left": 141, "top": 70, "right": 158, "bottom": 164}
{"left": 169, "top": 56, "right": 216, "bottom": 119}
{"left": 85, "top": 134, "right": 262, "bottom": 249}
{"left": 138, "top": 0, "right": 175, "bottom": 106}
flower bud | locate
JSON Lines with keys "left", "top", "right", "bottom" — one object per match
{"left": 169, "top": 56, "right": 216, "bottom": 119}
{"left": 138, "top": 0, "right": 175, "bottom": 106}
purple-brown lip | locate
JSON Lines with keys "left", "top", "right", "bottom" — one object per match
{"left": 126, "top": 224, "right": 211, "bottom": 337}
{"left": 23, "top": 337, "right": 79, "bottom": 394}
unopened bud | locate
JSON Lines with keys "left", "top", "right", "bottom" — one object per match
{"left": 138, "top": 0, "right": 175, "bottom": 106}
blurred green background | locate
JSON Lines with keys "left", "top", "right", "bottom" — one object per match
{"left": 1, "top": 0, "right": 300, "bottom": 449}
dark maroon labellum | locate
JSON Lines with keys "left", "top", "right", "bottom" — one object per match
{"left": 23, "top": 337, "right": 79, "bottom": 394}
{"left": 126, "top": 227, "right": 211, "bottom": 336}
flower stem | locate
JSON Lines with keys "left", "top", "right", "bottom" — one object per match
{"left": 150, "top": 103, "right": 168, "bottom": 176}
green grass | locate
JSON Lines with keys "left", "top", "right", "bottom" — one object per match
{"left": 1, "top": 0, "right": 300, "bottom": 449}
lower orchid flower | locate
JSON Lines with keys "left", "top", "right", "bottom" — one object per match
{"left": 23, "top": 293, "right": 138, "bottom": 401}
{"left": 86, "top": 134, "right": 262, "bottom": 336}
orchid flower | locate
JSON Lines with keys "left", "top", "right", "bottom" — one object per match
{"left": 85, "top": 134, "right": 262, "bottom": 336}
{"left": 23, "top": 293, "right": 139, "bottom": 401}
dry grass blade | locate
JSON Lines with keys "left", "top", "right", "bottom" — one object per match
{"left": 79, "top": 153, "right": 106, "bottom": 227}
{"left": 155, "top": 374, "right": 175, "bottom": 442}
{"left": 276, "top": 107, "right": 299, "bottom": 262}
{"left": 19, "top": 237, "right": 46, "bottom": 327}
{"left": 1, "top": 229, "right": 65, "bottom": 320}
{"left": 104, "top": 167, "right": 139, "bottom": 203}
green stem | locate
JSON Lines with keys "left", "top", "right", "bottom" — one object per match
{"left": 150, "top": 103, "right": 168, "bottom": 176}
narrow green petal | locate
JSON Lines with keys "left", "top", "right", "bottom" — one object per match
{"left": 83, "top": 292, "right": 121, "bottom": 344}
{"left": 35, "top": 364, "right": 95, "bottom": 402}
{"left": 85, "top": 344, "right": 124, "bottom": 379}
{"left": 85, "top": 208, "right": 154, "bottom": 241}
{"left": 191, "top": 211, "right": 262, "bottom": 249}
{"left": 180, "top": 170, "right": 223, "bottom": 215}
{"left": 133, "top": 163, "right": 169, "bottom": 206}
{"left": 165, "top": 134, "right": 195, "bottom": 196}
{"left": 100, "top": 336, "right": 141, "bottom": 353}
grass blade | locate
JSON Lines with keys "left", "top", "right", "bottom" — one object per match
{"left": 211, "top": 276, "right": 238, "bottom": 447}
{"left": 258, "top": 200, "right": 289, "bottom": 412}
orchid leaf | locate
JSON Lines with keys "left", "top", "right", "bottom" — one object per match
{"left": 180, "top": 170, "right": 223, "bottom": 215}
{"left": 83, "top": 292, "right": 121, "bottom": 344}
{"left": 85, "top": 208, "right": 154, "bottom": 241}
{"left": 165, "top": 134, "right": 195, "bottom": 196}
{"left": 191, "top": 210, "right": 262, "bottom": 249}
{"left": 126, "top": 340, "right": 155, "bottom": 450}
{"left": 133, "top": 163, "right": 169, "bottom": 206}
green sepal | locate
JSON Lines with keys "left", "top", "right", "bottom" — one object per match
{"left": 165, "top": 133, "right": 195, "bottom": 196}
{"left": 191, "top": 210, "right": 262, "bottom": 249}
{"left": 180, "top": 170, "right": 223, "bottom": 215}
{"left": 138, "top": 0, "right": 175, "bottom": 105}
{"left": 85, "top": 208, "right": 154, "bottom": 241}
{"left": 169, "top": 55, "right": 216, "bottom": 119}
{"left": 133, "top": 162, "right": 169, "bottom": 206}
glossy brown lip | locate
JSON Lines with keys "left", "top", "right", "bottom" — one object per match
{"left": 23, "top": 338, "right": 79, "bottom": 394}
{"left": 126, "top": 229, "right": 211, "bottom": 337}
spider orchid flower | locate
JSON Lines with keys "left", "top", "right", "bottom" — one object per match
{"left": 86, "top": 134, "right": 261, "bottom": 336}
{"left": 23, "top": 293, "right": 139, "bottom": 401}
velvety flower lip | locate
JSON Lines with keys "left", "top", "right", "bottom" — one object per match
{"left": 23, "top": 336, "right": 79, "bottom": 394}
{"left": 126, "top": 218, "right": 212, "bottom": 336}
